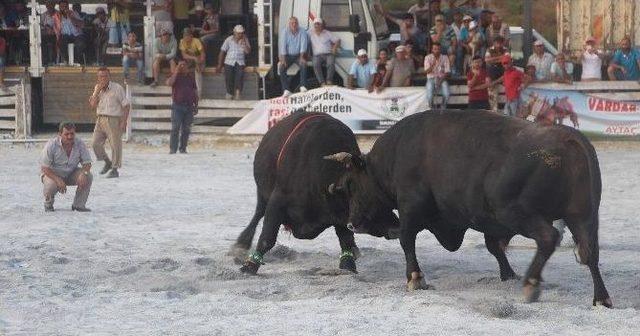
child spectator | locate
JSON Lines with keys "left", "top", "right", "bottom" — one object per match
{"left": 467, "top": 55, "right": 490, "bottom": 109}
{"left": 484, "top": 35, "right": 507, "bottom": 112}
{"left": 372, "top": 63, "right": 387, "bottom": 92}
{"left": 500, "top": 54, "right": 529, "bottom": 117}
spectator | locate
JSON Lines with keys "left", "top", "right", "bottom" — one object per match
{"left": 199, "top": 3, "right": 220, "bottom": 47}
{"left": 468, "top": 20, "right": 483, "bottom": 58}
{"left": 166, "top": 59, "right": 198, "bottom": 154}
{"left": 40, "top": 122, "right": 93, "bottom": 212}
{"left": 108, "top": 0, "right": 131, "bottom": 50}
{"left": 278, "top": 16, "right": 309, "bottom": 96}
{"left": 525, "top": 65, "right": 536, "bottom": 83}
{"left": 460, "top": 0, "right": 483, "bottom": 22}
{"left": 550, "top": 53, "right": 574, "bottom": 84}
{"left": 404, "top": 41, "right": 422, "bottom": 69}
{"left": 309, "top": 18, "right": 340, "bottom": 86}
{"left": 217, "top": 25, "right": 251, "bottom": 100}
{"left": 500, "top": 54, "right": 528, "bottom": 117}
{"left": 347, "top": 49, "right": 376, "bottom": 91}
{"left": 58, "top": 0, "right": 85, "bottom": 65}
{"left": 444, "top": 0, "right": 462, "bottom": 25}
{"left": 607, "top": 36, "right": 640, "bottom": 81}
{"left": 377, "top": 49, "right": 389, "bottom": 67}
{"left": 581, "top": 37, "right": 604, "bottom": 81}
{"left": 484, "top": 35, "right": 507, "bottom": 112}
{"left": 151, "top": 29, "right": 177, "bottom": 87}
{"left": 188, "top": 4, "right": 205, "bottom": 31}
{"left": 92, "top": 7, "right": 109, "bottom": 66}
{"left": 487, "top": 13, "right": 509, "bottom": 47}
{"left": 89, "top": 68, "right": 130, "bottom": 179}
{"left": 527, "top": 40, "right": 554, "bottom": 81}
{"left": 41, "top": 1, "right": 59, "bottom": 65}
{"left": 424, "top": 42, "right": 451, "bottom": 109}
{"left": 429, "top": 14, "right": 457, "bottom": 75}
{"left": 372, "top": 63, "right": 387, "bottom": 92}
{"left": 376, "top": 5, "right": 420, "bottom": 45}
{"left": 467, "top": 55, "right": 491, "bottom": 109}
{"left": 0, "top": 36, "right": 5, "bottom": 90}
{"left": 72, "top": 3, "right": 88, "bottom": 24}
{"left": 450, "top": 9, "right": 463, "bottom": 42}
{"left": 407, "top": 0, "right": 430, "bottom": 26}
{"left": 151, "top": 0, "right": 173, "bottom": 36}
{"left": 173, "top": 0, "right": 191, "bottom": 39}
{"left": 122, "top": 32, "right": 144, "bottom": 84}
{"left": 458, "top": 15, "right": 473, "bottom": 74}
{"left": 179, "top": 28, "right": 205, "bottom": 96}
{"left": 379, "top": 45, "right": 415, "bottom": 92}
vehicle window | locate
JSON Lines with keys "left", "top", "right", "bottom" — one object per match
{"left": 351, "top": 0, "right": 367, "bottom": 32}
{"left": 510, "top": 32, "right": 523, "bottom": 61}
{"left": 322, "top": 0, "right": 351, "bottom": 31}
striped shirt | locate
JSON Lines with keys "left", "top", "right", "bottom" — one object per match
{"left": 278, "top": 27, "right": 308, "bottom": 56}
{"left": 221, "top": 36, "right": 250, "bottom": 66}
{"left": 41, "top": 136, "right": 92, "bottom": 177}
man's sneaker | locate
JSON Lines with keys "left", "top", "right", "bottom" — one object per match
{"left": 225, "top": 93, "right": 233, "bottom": 100}
{"left": 169, "top": 150, "right": 176, "bottom": 154}
{"left": 179, "top": 149, "right": 187, "bottom": 154}
{"left": 106, "top": 168, "right": 119, "bottom": 178}
{"left": 44, "top": 204, "right": 54, "bottom": 212}
{"left": 299, "top": 86, "right": 308, "bottom": 92}
{"left": 150, "top": 81, "right": 158, "bottom": 87}
{"left": 72, "top": 206, "right": 91, "bottom": 212}
{"left": 100, "top": 161, "right": 112, "bottom": 175}
{"left": 282, "top": 90, "right": 292, "bottom": 97}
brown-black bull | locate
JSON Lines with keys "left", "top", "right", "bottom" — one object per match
{"left": 231, "top": 111, "right": 400, "bottom": 275}
{"left": 326, "top": 110, "right": 612, "bottom": 307}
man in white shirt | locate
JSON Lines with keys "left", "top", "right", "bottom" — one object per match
{"left": 89, "top": 68, "right": 130, "bottom": 178}
{"left": 41, "top": 122, "right": 93, "bottom": 212}
{"left": 309, "top": 18, "right": 340, "bottom": 86}
{"left": 424, "top": 42, "right": 451, "bottom": 109}
{"left": 581, "top": 37, "right": 604, "bottom": 81}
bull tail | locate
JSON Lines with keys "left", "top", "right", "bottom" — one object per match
{"left": 566, "top": 134, "right": 602, "bottom": 265}
{"left": 233, "top": 194, "right": 267, "bottom": 250}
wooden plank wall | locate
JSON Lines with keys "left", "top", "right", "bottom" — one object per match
{"left": 42, "top": 68, "right": 260, "bottom": 124}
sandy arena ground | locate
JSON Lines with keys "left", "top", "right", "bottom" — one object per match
{"left": 0, "top": 139, "right": 639, "bottom": 335}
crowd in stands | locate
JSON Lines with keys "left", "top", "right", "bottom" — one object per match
{"left": 4, "top": 0, "right": 640, "bottom": 104}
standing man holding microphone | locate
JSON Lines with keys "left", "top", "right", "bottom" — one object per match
{"left": 89, "top": 67, "right": 130, "bottom": 178}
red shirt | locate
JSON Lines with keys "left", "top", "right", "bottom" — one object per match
{"left": 171, "top": 73, "right": 198, "bottom": 106}
{"left": 467, "top": 69, "right": 489, "bottom": 101}
{"left": 503, "top": 67, "right": 524, "bottom": 101}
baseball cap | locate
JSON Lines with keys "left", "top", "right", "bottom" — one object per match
{"left": 395, "top": 45, "right": 406, "bottom": 53}
{"left": 233, "top": 25, "right": 245, "bottom": 33}
{"left": 585, "top": 36, "right": 596, "bottom": 43}
{"left": 534, "top": 40, "right": 544, "bottom": 46}
{"left": 357, "top": 49, "right": 367, "bottom": 56}
{"left": 313, "top": 17, "right": 323, "bottom": 24}
{"left": 463, "top": 15, "right": 473, "bottom": 21}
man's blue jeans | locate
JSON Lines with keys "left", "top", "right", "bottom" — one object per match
{"left": 170, "top": 104, "right": 194, "bottom": 153}
{"left": 278, "top": 54, "right": 308, "bottom": 92}
{"left": 426, "top": 78, "right": 450, "bottom": 109}
{"left": 123, "top": 55, "right": 144, "bottom": 82}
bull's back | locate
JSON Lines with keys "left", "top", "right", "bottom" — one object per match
{"left": 253, "top": 112, "right": 359, "bottom": 200}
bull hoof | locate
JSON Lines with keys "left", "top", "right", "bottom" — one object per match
{"left": 240, "top": 260, "right": 260, "bottom": 275}
{"left": 227, "top": 245, "right": 249, "bottom": 265}
{"left": 523, "top": 278, "right": 541, "bottom": 303}
{"left": 385, "top": 227, "right": 401, "bottom": 240}
{"left": 338, "top": 256, "right": 357, "bottom": 273}
{"left": 407, "top": 272, "right": 434, "bottom": 291}
{"left": 593, "top": 297, "right": 613, "bottom": 308}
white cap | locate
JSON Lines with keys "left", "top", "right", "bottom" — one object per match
{"left": 313, "top": 17, "right": 323, "bottom": 24}
{"left": 395, "top": 45, "right": 406, "bottom": 53}
{"left": 463, "top": 15, "right": 473, "bottom": 21}
{"left": 469, "top": 21, "right": 478, "bottom": 30}
{"left": 357, "top": 49, "right": 367, "bottom": 56}
{"left": 233, "top": 25, "right": 245, "bottom": 33}
{"left": 534, "top": 40, "right": 544, "bottom": 46}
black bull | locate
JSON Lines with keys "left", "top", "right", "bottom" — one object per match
{"left": 230, "top": 112, "right": 400, "bottom": 274}
{"left": 326, "top": 110, "right": 612, "bottom": 307}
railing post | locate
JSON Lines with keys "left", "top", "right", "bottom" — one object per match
{"left": 144, "top": 1, "right": 155, "bottom": 79}
{"left": 29, "top": 0, "right": 44, "bottom": 77}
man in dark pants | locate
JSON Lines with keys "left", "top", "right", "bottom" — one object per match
{"left": 217, "top": 25, "right": 251, "bottom": 100}
{"left": 166, "top": 59, "right": 198, "bottom": 154}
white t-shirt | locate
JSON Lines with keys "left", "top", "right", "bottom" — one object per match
{"left": 582, "top": 51, "right": 602, "bottom": 80}
{"left": 308, "top": 29, "right": 339, "bottom": 55}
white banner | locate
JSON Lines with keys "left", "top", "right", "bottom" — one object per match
{"left": 228, "top": 87, "right": 427, "bottom": 134}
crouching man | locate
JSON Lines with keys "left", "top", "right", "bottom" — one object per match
{"left": 41, "top": 122, "right": 93, "bottom": 212}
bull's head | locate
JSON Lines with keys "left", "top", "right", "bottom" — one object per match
{"left": 324, "top": 152, "right": 400, "bottom": 240}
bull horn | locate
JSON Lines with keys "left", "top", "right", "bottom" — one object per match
{"left": 328, "top": 183, "right": 336, "bottom": 194}
{"left": 323, "top": 152, "right": 353, "bottom": 163}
